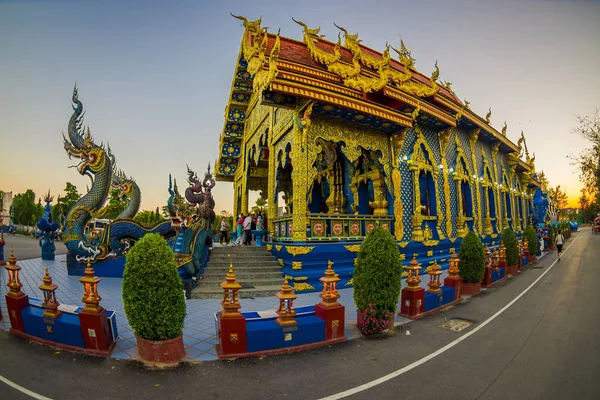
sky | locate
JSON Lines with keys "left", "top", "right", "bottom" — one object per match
{"left": 1, "top": 0, "right": 598, "bottom": 211}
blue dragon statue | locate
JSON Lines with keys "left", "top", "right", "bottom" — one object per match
{"left": 37, "top": 191, "right": 60, "bottom": 260}
{"left": 167, "top": 164, "right": 216, "bottom": 298}
{"left": 62, "top": 85, "right": 114, "bottom": 266}
{"left": 62, "top": 86, "right": 174, "bottom": 275}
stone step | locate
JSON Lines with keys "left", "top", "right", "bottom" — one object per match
{"left": 190, "top": 285, "right": 281, "bottom": 299}
{"left": 196, "top": 277, "right": 284, "bottom": 287}
{"left": 202, "top": 271, "right": 283, "bottom": 280}
{"left": 204, "top": 266, "right": 281, "bottom": 273}
{"left": 209, "top": 257, "right": 278, "bottom": 264}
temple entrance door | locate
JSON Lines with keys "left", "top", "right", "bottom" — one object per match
{"left": 460, "top": 180, "right": 473, "bottom": 231}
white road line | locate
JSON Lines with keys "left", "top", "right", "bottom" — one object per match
{"left": 320, "top": 234, "right": 580, "bottom": 400}
{"left": 0, "top": 375, "right": 53, "bottom": 400}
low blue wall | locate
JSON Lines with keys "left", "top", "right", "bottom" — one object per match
{"left": 424, "top": 287, "right": 455, "bottom": 313}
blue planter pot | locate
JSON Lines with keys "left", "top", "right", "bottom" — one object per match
{"left": 251, "top": 230, "right": 267, "bottom": 246}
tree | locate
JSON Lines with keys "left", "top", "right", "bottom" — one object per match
{"left": 548, "top": 185, "right": 568, "bottom": 217}
{"left": 133, "top": 210, "right": 164, "bottom": 226}
{"left": 353, "top": 227, "right": 402, "bottom": 329}
{"left": 251, "top": 197, "right": 267, "bottom": 214}
{"left": 579, "top": 189, "right": 598, "bottom": 223}
{"left": 458, "top": 231, "right": 486, "bottom": 283}
{"left": 12, "top": 190, "right": 40, "bottom": 226}
{"left": 570, "top": 109, "right": 600, "bottom": 208}
{"left": 105, "top": 189, "right": 128, "bottom": 220}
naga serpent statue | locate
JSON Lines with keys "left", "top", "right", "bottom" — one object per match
{"left": 62, "top": 86, "right": 173, "bottom": 275}
{"left": 37, "top": 191, "right": 60, "bottom": 261}
{"left": 167, "top": 165, "right": 215, "bottom": 298}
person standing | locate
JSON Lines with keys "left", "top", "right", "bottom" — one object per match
{"left": 233, "top": 214, "right": 244, "bottom": 245}
{"left": 555, "top": 229, "right": 565, "bottom": 261}
{"left": 256, "top": 212, "right": 264, "bottom": 230}
{"left": 219, "top": 217, "right": 230, "bottom": 245}
{"left": 243, "top": 213, "right": 253, "bottom": 245}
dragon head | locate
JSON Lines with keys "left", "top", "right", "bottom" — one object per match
{"left": 111, "top": 169, "right": 134, "bottom": 199}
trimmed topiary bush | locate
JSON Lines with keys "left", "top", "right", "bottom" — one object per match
{"left": 501, "top": 228, "right": 519, "bottom": 266}
{"left": 353, "top": 227, "right": 402, "bottom": 335}
{"left": 524, "top": 225, "right": 538, "bottom": 256}
{"left": 458, "top": 231, "right": 485, "bottom": 283}
{"left": 123, "top": 233, "right": 186, "bottom": 340}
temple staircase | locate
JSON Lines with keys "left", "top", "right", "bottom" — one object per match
{"left": 190, "top": 245, "right": 284, "bottom": 299}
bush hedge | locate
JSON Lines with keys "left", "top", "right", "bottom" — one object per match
{"left": 524, "top": 225, "right": 538, "bottom": 256}
{"left": 501, "top": 228, "right": 519, "bottom": 266}
{"left": 458, "top": 231, "right": 485, "bottom": 283}
{"left": 353, "top": 227, "right": 402, "bottom": 323}
{"left": 123, "top": 233, "right": 186, "bottom": 340}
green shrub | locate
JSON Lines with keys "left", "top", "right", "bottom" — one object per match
{"left": 353, "top": 227, "right": 402, "bottom": 323}
{"left": 123, "top": 233, "right": 186, "bottom": 340}
{"left": 524, "top": 225, "right": 538, "bottom": 256}
{"left": 501, "top": 228, "right": 519, "bottom": 266}
{"left": 458, "top": 231, "right": 485, "bottom": 283}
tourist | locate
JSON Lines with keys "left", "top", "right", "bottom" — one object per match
{"left": 219, "top": 217, "right": 230, "bottom": 245}
{"left": 243, "top": 213, "right": 253, "bottom": 245}
{"left": 256, "top": 211, "right": 264, "bottom": 230}
{"left": 555, "top": 229, "right": 564, "bottom": 261}
{"left": 233, "top": 214, "right": 244, "bottom": 245}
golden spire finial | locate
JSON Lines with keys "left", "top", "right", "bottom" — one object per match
{"left": 501, "top": 121, "right": 507, "bottom": 137}
{"left": 485, "top": 107, "right": 492, "bottom": 124}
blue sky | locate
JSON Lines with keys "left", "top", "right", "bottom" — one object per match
{"left": 1, "top": 0, "right": 599, "bottom": 211}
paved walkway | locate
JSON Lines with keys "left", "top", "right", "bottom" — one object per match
{"left": 1, "top": 250, "right": 544, "bottom": 362}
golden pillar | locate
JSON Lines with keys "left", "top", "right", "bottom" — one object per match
{"left": 267, "top": 120, "right": 277, "bottom": 236}
{"left": 468, "top": 129, "right": 482, "bottom": 234}
{"left": 438, "top": 129, "right": 453, "bottom": 238}
{"left": 410, "top": 163, "right": 424, "bottom": 242}
{"left": 390, "top": 131, "right": 405, "bottom": 240}
{"left": 491, "top": 144, "right": 502, "bottom": 232}
{"left": 291, "top": 114, "right": 308, "bottom": 241}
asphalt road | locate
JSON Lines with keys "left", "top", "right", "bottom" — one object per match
{"left": 1, "top": 234, "right": 67, "bottom": 261}
{"left": 0, "top": 228, "right": 598, "bottom": 400}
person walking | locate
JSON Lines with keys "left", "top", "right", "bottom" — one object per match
{"left": 219, "top": 217, "right": 230, "bottom": 245}
{"left": 555, "top": 229, "right": 565, "bottom": 261}
{"left": 243, "top": 213, "right": 254, "bottom": 245}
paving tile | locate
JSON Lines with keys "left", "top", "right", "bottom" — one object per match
{"left": 193, "top": 340, "right": 216, "bottom": 353}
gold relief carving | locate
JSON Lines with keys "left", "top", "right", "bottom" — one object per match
{"left": 230, "top": 333, "right": 239, "bottom": 343}
{"left": 485, "top": 108, "right": 492, "bottom": 124}
{"left": 231, "top": 14, "right": 264, "bottom": 62}
{"left": 501, "top": 121, "right": 507, "bottom": 137}
{"left": 266, "top": 244, "right": 273, "bottom": 251}
{"left": 293, "top": 276, "right": 308, "bottom": 281}
{"left": 253, "top": 32, "right": 281, "bottom": 93}
{"left": 294, "top": 282, "right": 315, "bottom": 291}
{"left": 292, "top": 261, "right": 303, "bottom": 270}
{"left": 307, "top": 117, "right": 393, "bottom": 197}
{"left": 293, "top": 19, "right": 342, "bottom": 66}
{"left": 278, "top": 258, "right": 284, "bottom": 266}
{"left": 285, "top": 246, "right": 315, "bottom": 256}
{"left": 275, "top": 245, "right": 283, "bottom": 252}
{"left": 344, "top": 244, "right": 362, "bottom": 253}
{"left": 468, "top": 129, "right": 482, "bottom": 234}
{"left": 427, "top": 250, "right": 433, "bottom": 257}
{"left": 398, "top": 241, "right": 409, "bottom": 248}
{"left": 344, "top": 278, "right": 354, "bottom": 286}
{"left": 423, "top": 240, "right": 440, "bottom": 247}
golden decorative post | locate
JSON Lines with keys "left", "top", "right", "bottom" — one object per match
{"left": 427, "top": 261, "right": 442, "bottom": 293}
{"left": 39, "top": 267, "right": 61, "bottom": 319}
{"left": 276, "top": 277, "right": 297, "bottom": 326}
{"left": 5, "top": 248, "right": 25, "bottom": 298}
{"left": 220, "top": 263, "right": 242, "bottom": 318}
{"left": 405, "top": 254, "right": 422, "bottom": 288}
{"left": 79, "top": 258, "right": 103, "bottom": 313}
{"left": 485, "top": 246, "right": 492, "bottom": 268}
{"left": 319, "top": 259, "right": 340, "bottom": 307}
{"left": 492, "top": 249, "right": 500, "bottom": 270}
{"left": 448, "top": 252, "right": 461, "bottom": 279}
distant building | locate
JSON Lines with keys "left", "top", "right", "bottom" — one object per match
{"left": 1, "top": 191, "right": 13, "bottom": 226}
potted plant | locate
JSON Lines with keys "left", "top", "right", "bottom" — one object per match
{"left": 123, "top": 233, "right": 187, "bottom": 366}
{"left": 524, "top": 225, "right": 538, "bottom": 263}
{"left": 458, "top": 231, "right": 485, "bottom": 295}
{"left": 353, "top": 227, "right": 402, "bottom": 335}
{"left": 501, "top": 228, "right": 519, "bottom": 275}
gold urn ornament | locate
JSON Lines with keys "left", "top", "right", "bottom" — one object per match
{"left": 5, "top": 248, "right": 25, "bottom": 298}
{"left": 220, "top": 263, "right": 242, "bottom": 318}
{"left": 405, "top": 254, "right": 422, "bottom": 289}
{"left": 319, "top": 260, "right": 341, "bottom": 307}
